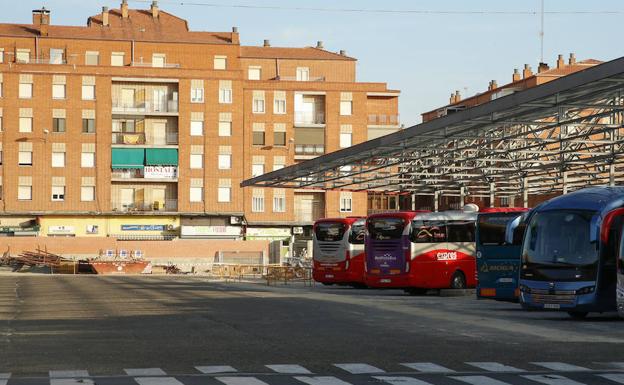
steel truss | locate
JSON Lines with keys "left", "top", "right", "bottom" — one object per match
{"left": 242, "top": 57, "right": 624, "bottom": 205}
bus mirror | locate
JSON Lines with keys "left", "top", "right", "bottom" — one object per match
{"left": 505, "top": 216, "right": 521, "bottom": 245}
{"left": 589, "top": 214, "right": 600, "bottom": 243}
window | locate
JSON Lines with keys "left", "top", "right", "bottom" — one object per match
{"left": 274, "top": 131, "right": 286, "bottom": 146}
{"left": 411, "top": 220, "right": 447, "bottom": 243}
{"left": 446, "top": 220, "right": 476, "bottom": 242}
{"left": 248, "top": 67, "right": 261, "bottom": 80}
{"left": 253, "top": 95, "right": 265, "bottom": 113}
{"left": 52, "top": 152, "right": 65, "bottom": 168}
{"left": 52, "top": 84, "right": 66, "bottom": 99}
{"left": 19, "top": 83, "right": 32, "bottom": 99}
{"left": 82, "top": 85, "right": 95, "bottom": 100}
{"left": 218, "top": 154, "right": 231, "bottom": 170}
{"left": 18, "top": 185, "right": 32, "bottom": 200}
{"left": 273, "top": 195, "right": 286, "bottom": 212}
{"left": 82, "top": 118, "right": 96, "bottom": 133}
{"left": 214, "top": 56, "right": 227, "bottom": 70}
{"left": 81, "top": 152, "right": 95, "bottom": 168}
{"left": 190, "top": 121, "right": 203, "bottom": 136}
{"left": 0, "top": 50, "right": 4, "bottom": 63}
{"left": 296, "top": 67, "right": 310, "bottom": 81}
{"left": 152, "top": 54, "right": 165, "bottom": 68}
{"left": 253, "top": 131, "right": 265, "bottom": 146}
{"left": 190, "top": 154, "right": 203, "bottom": 169}
{"left": 273, "top": 163, "right": 284, "bottom": 171}
{"left": 19, "top": 117, "right": 32, "bottom": 133}
{"left": 252, "top": 196, "right": 264, "bottom": 212}
{"left": 340, "top": 133, "right": 352, "bottom": 148}
{"left": 340, "top": 101, "right": 353, "bottom": 116}
{"left": 81, "top": 186, "right": 95, "bottom": 201}
{"left": 274, "top": 98, "right": 286, "bottom": 114}
{"left": 111, "top": 52, "right": 125, "bottom": 67}
{"left": 190, "top": 187, "right": 203, "bottom": 202}
{"left": 85, "top": 51, "right": 99, "bottom": 66}
{"left": 252, "top": 164, "right": 264, "bottom": 177}
{"left": 219, "top": 88, "right": 232, "bottom": 104}
{"left": 218, "top": 187, "right": 231, "bottom": 202}
{"left": 52, "top": 186, "right": 65, "bottom": 201}
{"left": 340, "top": 195, "right": 353, "bottom": 212}
{"left": 218, "top": 121, "right": 232, "bottom": 137}
{"left": 18, "top": 151, "right": 32, "bottom": 166}
{"left": 53, "top": 118, "right": 66, "bottom": 133}
{"left": 49, "top": 49, "right": 64, "bottom": 65}
{"left": 16, "top": 49, "right": 30, "bottom": 63}
{"left": 191, "top": 88, "right": 204, "bottom": 103}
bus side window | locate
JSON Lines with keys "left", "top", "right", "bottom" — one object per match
{"left": 604, "top": 217, "right": 622, "bottom": 268}
{"left": 512, "top": 224, "right": 527, "bottom": 245}
{"left": 619, "top": 225, "right": 624, "bottom": 274}
{"left": 411, "top": 221, "right": 446, "bottom": 243}
{"left": 447, "top": 220, "right": 475, "bottom": 243}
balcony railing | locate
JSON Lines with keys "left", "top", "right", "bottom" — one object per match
{"left": 111, "top": 199, "right": 178, "bottom": 212}
{"left": 368, "top": 114, "right": 400, "bottom": 126}
{"left": 275, "top": 76, "right": 326, "bottom": 82}
{"left": 131, "top": 62, "right": 181, "bottom": 69}
{"left": 111, "top": 167, "right": 178, "bottom": 181}
{"left": 112, "top": 132, "right": 179, "bottom": 145}
{"left": 112, "top": 101, "right": 179, "bottom": 114}
{"left": 295, "top": 144, "right": 325, "bottom": 155}
{"left": 294, "top": 111, "right": 325, "bottom": 125}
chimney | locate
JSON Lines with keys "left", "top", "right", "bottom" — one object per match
{"left": 102, "top": 6, "right": 110, "bottom": 26}
{"left": 121, "top": 0, "right": 129, "bottom": 18}
{"left": 523, "top": 64, "right": 533, "bottom": 79}
{"left": 488, "top": 80, "right": 498, "bottom": 91}
{"left": 263, "top": 39, "right": 271, "bottom": 47}
{"left": 32, "top": 7, "right": 50, "bottom": 36}
{"left": 569, "top": 52, "right": 576, "bottom": 65}
{"left": 451, "top": 90, "right": 461, "bottom": 104}
{"left": 557, "top": 54, "right": 565, "bottom": 69}
{"left": 231, "top": 27, "right": 239, "bottom": 44}
{"left": 512, "top": 68, "right": 521, "bottom": 82}
{"left": 316, "top": 41, "right": 324, "bottom": 49}
{"left": 150, "top": 1, "right": 159, "bottom": 18}
{"left": 449, "top": 93, "right": 456, "bottom": 104}
{"left": 339, "top": 50, "right": 346, "bottom": 56}
{"left": 537, "top": 62, "right": 550, "bottom": 73}
{"left": 232, "top": 26, "right": 238, "bottom": 33}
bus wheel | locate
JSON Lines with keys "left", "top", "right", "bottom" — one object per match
{"left": 405, "top": 288, "right": 427, "bottom": 295}
{"left": 567, "top": 311, "right": 588, "bottom": 319}
{"left": 450, "top": 271, "right": 466, "bottom": 289}
{"left": 322, "top": 282, "right": 334, "bottom": 286}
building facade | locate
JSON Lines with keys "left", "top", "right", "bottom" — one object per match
{"left": 0, "top": 2, "right": 400, "bottom": 259}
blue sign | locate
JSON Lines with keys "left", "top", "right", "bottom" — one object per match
{"left": 121, "top": 225, "right": 166, "bottom": 231}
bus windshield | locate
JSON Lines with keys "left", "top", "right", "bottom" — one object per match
{"left": 522, "top": 210, "right": 598, "bottom": 266}
{"left": 315, "top": 222, "right": 347, "bottom": 242}
{"left": 349, "top": 221, "right": 366, "bottom": 244}
{"left": 368, "top": 217, "right": 405, "bottom": 240}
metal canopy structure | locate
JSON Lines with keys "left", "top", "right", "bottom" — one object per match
{"left": 242, "top": 56, "right": 624, "bottom": 204}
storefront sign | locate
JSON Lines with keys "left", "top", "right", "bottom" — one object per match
{"left": 121, "top": 225, "right": 166, "bottom": 231}
{"left": 86, "top": 225, "right": 99, "bottom": 234}
{"left": 180, "top": 225, "right": 241, "bottom": 237}
{"left": 246, "top": 227, "right": 291, "bottom": 238}
{"left": 144, "top": 166, "right": 177, "bottom": 179}
{"left": 48, "top": 225, "right": 75, "bottom": 234}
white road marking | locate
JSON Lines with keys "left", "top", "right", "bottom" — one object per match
{"left": 401, "top": 363, "right": 455, "bottom": 373}
{"left": 597, "top": 374, "right": 624, "bottom": 384}
{"left": 294, "top": 376, "right": 354, "bottom": 385}
{"left": 216, "top": 377, "right": 270, "bottom": 385}
{"left": 530, "top": 363, "right": 591, "bottom": 372}
{"left": 266, "top": 364, "right": 311, "bottom": 374}
{"left": 124, "top": 368, "right": 167, "bottom": 376}
{"left": 0, "top": 380, "right": 6, "bottom": 385}
{"left": 451, "top": 375, "right": 514, "bottom": 385}
{"left": 49, "top": 371, "right": 90, "bottom": 378}
{"left": 599, "top": 362, "right": 624, "bottom": 370}
{"left": 0, "top": 374, "right": 9, "bottom": 385}
{"left": 522, "top": 374, "right": 588, "bottom": 385}
{"left": 134, "top": 377, "right": 185, "bottom": 385}
{"left": 50, "top": 379, "right": 95, "bottom": 385}
{"left": 195, "top": 366, "right": 238, "bottom": 374}
{"left": 333, "top": 363, "right": 385, "bottom": 374}
{"left": 373, "top": 376, "right": 434, "bottom": 385}
{"left": 466, "top": 362, "right": 524, "bottom": 372}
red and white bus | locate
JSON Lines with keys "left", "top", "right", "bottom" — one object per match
{"left": 366, "top": 208, "right": 478, "bottom": 293}
{"left": 312, "top": 217, "right": 366, "bottom": 286}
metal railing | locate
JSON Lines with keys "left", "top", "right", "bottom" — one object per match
{"left": 131, "top": 61, "right": 181, "bottom": 69}
{"left": 368, "top": 114, "right": 400, "bottom": 126}
{"left": 111, "top": 132, "right": 179, "bottom": 145}
{"left": 14, "top": 57, "right": 68, "bottom": 65}
{"left": 112, "top": 101, "right": 179, "bottom": 114}
{"left": 294, "top": 111, "right": 325, "bottom": 125}
{"left": 277, "top": 76, "right": 326, "bottom": 82}
{"left": 111, "top": 199, "right": 178, "bottom": 212}
{"left": 295, "top": 144, "right": 325, "bottom": 155}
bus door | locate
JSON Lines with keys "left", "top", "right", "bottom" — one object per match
{"left": 409, "top": 219, "right": 447, "bottom": 287}
{"left": 446, "top": 220, "right": 477, "bottom": 288}
{"left": 599, "top": 213, "right": 621, "bottom": 307}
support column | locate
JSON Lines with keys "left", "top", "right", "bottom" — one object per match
{"left": 411, "top": 193, "right": 416, "bottom": 210}
{"left": 610, "top": 163, "right": 616, "bottom": 187}
{"left": 562, "top": 171, "right": 569, "bottom": 195}
{"left": 434, "top": 191, "right": 439, "bottom": 212}
{"left": 489, "top": 182, "right": 495, "bottom": 208}
{"left": 460, "top": 186, "right": 465, "bottom": 208}
{"left": 522, "top": 177, "right": 529, "bottom": 208}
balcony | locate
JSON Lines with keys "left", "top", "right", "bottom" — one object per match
{"left": 368, "top": 114, "right": 401, "bottom": 127}
{"left": 131, "top": 62, "right": 181, "bottom": 69}
{"left": 112, "top": 132, "right": 179, "bottom": 146}
{"left": 112, "top": 101, "right": 179, "bottom": 115}
{"left": 111, "top": 199, "right": 178, "bottom": 213}
{"left": 111, "top": 167, "right": 178, "bottom": 182}
{"left": 275, "top": 75, "right": 326, "bottom": 82}
{"left": 294, "top": 144, "right": 325, "bottom": 160}
{"left": 294, "top": 111, "right": 325, "bottom": 126}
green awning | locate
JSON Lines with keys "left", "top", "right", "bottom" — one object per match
{"left": 145, "top": 148, "right": 178, "bottom": 166}
{"left": 111, "top": 148, "right": 145, "bottom": 169}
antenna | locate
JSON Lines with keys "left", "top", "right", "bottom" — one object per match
{"left": 539, "top": 0, "right": 545, "bottom": 63}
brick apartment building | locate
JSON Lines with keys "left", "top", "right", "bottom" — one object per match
{"left": 0, "top": 1, "right": 400, "bottom": 260}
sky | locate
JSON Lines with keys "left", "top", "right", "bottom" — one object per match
{"left": 2, "top": 0, "right": 624, "bottom": 126}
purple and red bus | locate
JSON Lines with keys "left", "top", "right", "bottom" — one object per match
{"left": 313, "top": 217, "right": 366, "bottom": 286}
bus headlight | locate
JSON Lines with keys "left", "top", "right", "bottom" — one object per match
{"left": 519, "top": 284, "right": 530, "bottom": 293}
{"left": 576, "top": 286, "right": 595, "bottom": 295}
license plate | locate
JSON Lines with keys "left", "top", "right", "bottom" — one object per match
{"left": 544, "top": 304, "right": 560, "bottom": 309}
{"left": 498, "top": 278, "right": 513, "bottom": 283}
{"left": 325, "top": 274, "right": 334, "bottom": 278}
{"left": 380, "top": 279, "right": 391, "bottom": 283}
